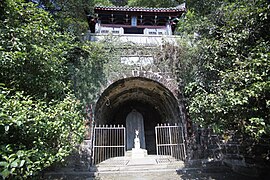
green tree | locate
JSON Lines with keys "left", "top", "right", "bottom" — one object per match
{"left": 180, "top": 0, "right": 270, "bottom": 142}
{"left": 94, "top": 0, "right": 113, "bottom": 6}
{"left": 185, "top": 0, "right": 223, "bottom": 16}
{"left": 0, "top": 87, "right": 85, "bottom": 179}
{"left": 67, "top": 41, "right": 110, "bottom": 106}
{"left": 110, "top": 0, "right": 128, "bottom": 6}
{"left": 0, "top": 0, "right": 88, "bottom": 178}
{"left": 30, "top": 0, "right": 113, "bottom": 37}
{"left": 0, "top": 0, "right": 77, "bottom": 100}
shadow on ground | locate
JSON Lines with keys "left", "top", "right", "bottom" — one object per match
{"left": 176, "top": 160, "right": 269, "bottom": 180}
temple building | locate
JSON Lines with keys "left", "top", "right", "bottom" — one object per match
{"left": 88, "top": 4, "right": 186, "bottom": 36}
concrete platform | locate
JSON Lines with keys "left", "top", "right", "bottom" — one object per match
{"left": 95, "top": 155, "right": 184, "bottom": 180}
{"left": 95, "top": 155, "right": 184, "bottom": 173}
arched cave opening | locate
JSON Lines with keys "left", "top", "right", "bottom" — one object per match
{"left": 94, "top": 77, "right": 181, "bottom": 154}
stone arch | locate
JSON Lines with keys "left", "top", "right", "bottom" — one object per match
{"left": 95, "top": 77, "right": 181, "bottom": 125}
{"left": 94, "top": 77, "right": 184, "bottom": 154}
{"left": 105, "top": 70, "right": 179, "bottom": 98}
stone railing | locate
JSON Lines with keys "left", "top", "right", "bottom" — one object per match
{"left": 85, "top": 32, "right": 180, "bottom": 46}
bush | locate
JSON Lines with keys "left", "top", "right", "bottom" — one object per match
{"left": 0, "top": 87, "right": 85, "bottom": 179}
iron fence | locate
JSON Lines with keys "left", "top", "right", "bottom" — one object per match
{"left": 92, "top": 125, "right": 126, "bottom": 165}
{"left": 155, "top": 123, "right": 186, "bottom": 160}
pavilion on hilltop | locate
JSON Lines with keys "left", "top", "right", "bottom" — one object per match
{"left": 87, "top": 4, "right": 186, "bottom": 36}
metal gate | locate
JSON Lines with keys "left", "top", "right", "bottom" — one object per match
{"left": 92, "top": 125, "right": 125, "bottom": 165}
{"left": 155, "top": 123, "right": 186, "bottom": 160}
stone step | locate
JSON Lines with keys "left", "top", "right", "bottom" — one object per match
{"left": 96, "top": 171, "right": 180, "bottom": 180}
{"left": 43, "top": 155, "right": 184, "bottom": 179}
{"left": 97, "top": 164, "right": 180, "bottom": 172}
{"left": 43, "top": 171, "right": 95, "bottom": 180}
{"left": 95, "top": 155, "right": 184, "bottom": 176}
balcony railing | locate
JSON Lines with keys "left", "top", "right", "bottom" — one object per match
{"left": 85, "top": 32, "right": 180, "bottom": 46}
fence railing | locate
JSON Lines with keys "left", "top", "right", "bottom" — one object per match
{"left": 155, "top": 123, "right": 186, "bottom": 161}
{"left": 87, "top": 33, "right": 180, "bottom": 46}
{"left": 92, "top": 125, "right": 125, "bottom": 165}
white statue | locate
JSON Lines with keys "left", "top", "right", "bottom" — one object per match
{"left": 134, "top": 129, "right": 140, "bottom": 149}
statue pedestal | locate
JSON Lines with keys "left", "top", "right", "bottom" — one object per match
{"left": 131, "top": 148, "right": 148, "bottom": 159}
{"left": 125, "top": 128, "right": 147, "bottom": 158}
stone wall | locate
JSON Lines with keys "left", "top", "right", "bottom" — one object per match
{"left": 187, "top": 127, "right": 270, "bottom": 177}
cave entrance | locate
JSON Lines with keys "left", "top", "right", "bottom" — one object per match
{"left": 94, "top": 77, "right": 183, "bottom": 160}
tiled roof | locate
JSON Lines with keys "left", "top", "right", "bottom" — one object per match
{"left": 94, "top": 4, "right": 186, "bottom": 13}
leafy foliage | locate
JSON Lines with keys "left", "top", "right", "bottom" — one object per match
{"left": 0, "top": 0, "right": 98, "bottom": 178}
{"left": 51, "top": 0, "right": 101, "bottom": 36}
{"left": 178, "top": 0, "right": 270, "bottom": 141}
{"left": 110, "top": 0, "right": 128, "bottom": 6}
{"left": 27, "top": 0, "right": 113, "bottom": 36}
{"left": 94, "top": 0, "right": 113, "bottom": 6}
{"left": 68, "top": 41, "right": 110, "bottom": 106}
{"left": 0, "top": 87, "right": 84, "bottom": 179}
{"left": 185, "top": 0, "right": 223, "bottom": 16}
{"left": 0, "top": 0, "right": 107, "bottom": 103}
{"left": 0, "top": 0, "right": 76, "bottom": 100}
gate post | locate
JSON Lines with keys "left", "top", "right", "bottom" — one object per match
{"left": 168, "top": 125, "right": 173, "bottom": 156}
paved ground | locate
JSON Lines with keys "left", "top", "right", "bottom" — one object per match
{"left": 95, "top": 171, "right": 257, "bottom": 180}
{"left": 42, "top": 156, "right": 266, "bottom": 180}
{"left": 43, "top": 169, "right": 260, "bottom": 180}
